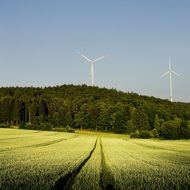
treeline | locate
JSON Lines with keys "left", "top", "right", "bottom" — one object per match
{"left": 0, "top": 85, "right": 190, "bottom": 139}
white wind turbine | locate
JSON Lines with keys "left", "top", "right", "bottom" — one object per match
{"left": 78, "top": 52, "right": 105, "bottom": 86}
{"left": 162, "top": 56, "right": 181, "bottom": 102}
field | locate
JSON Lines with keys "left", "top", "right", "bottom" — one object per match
{"left": 0, "top": 128, "right": 190, "bottom": 190}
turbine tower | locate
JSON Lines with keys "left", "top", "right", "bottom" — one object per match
{"left": 162, "top": 56, "right": 181, "bottom": 102}
{"left": 78, "top": 53, "right": 105, "bottom": 86}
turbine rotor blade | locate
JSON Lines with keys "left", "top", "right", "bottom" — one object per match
{"left": 78, "top": 52, "right": 93, "bottom": 62}
{"left": 161, "top": 71, "right": 170, "bottom": 77}
{"left": 169, "top": 56, "right": 171, "bottom": 70}
{"left": 172, "top": 70, "right": 181, "bottom": 77}
{"left": 93, "top": 56, "right": 105, "bottom": 62}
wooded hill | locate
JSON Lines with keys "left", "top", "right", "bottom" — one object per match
{"left": 0, "top": 85, "right": 190, "bottom": 138}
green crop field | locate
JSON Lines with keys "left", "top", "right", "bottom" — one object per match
{"left": 0, "top": 128, "right": 189, "bottom": 190}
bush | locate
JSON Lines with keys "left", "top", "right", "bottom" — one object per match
{"left": 130, "top": 130, "right": 154, "bottom": 139}
{"left": 52, "top": 127, "right": 67, "bottom": 132}
{"left": 130, "top": 132, "right": 140, "bottom": 138}
{"left": 19, "top": 122, "right": 52, "bottom": 131}
{"left": 0, "top": 123, "right": 10, "bottom": 128}
{"left": 19, "top": 123, "right": 26, "bottom": 129}
{"left": 139, "top": 130, "right": 153, "bottom": 139}
{"left": 159, "top": 121, "right": 180, "bottom": 140}
{"left": 65, "top": 125, "right": 75, "bottom": 133}
{"left": 158, "top": 120, "right": 190, "bottom": 140}
{"left": 52, "top": 126, "right": 75, "bottom": 133}
{"left": 180, "top": 120, "right": 190, "bottom": 139}
{"left": 152, "top": 128, "right": 159, "bottom": 138}
{"left": 25, "top": 123, "right": 35, "bottom": 130}
{"left": 38, "top": 123, "right": 53, "bottom": 131}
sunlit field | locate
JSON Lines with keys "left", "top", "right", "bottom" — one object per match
{"left": 0, "top": 128, "right": 189, "bottom": 190}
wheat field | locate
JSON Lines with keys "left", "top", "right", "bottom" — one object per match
{"left": 0, "top": 128, "right": 189, "bottom": 190}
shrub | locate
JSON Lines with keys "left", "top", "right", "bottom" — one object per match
{"left": 52, "top": 127, "right": 67, "bottom": 132}
{"left": 180, "top": 120, "right": 190, "bottom": 139}
{"left": 19, "top": 123, "right": 26, "bottom": 129}
{"left": 139, "top": 130, "right": 153, "bottom": 139}
{"left": 130, "top": 132, "right": 140, "bottom": 138}
{"left": 159, "top": 121, "right": 180, "bottom": 140}
{"left": 25, "top": 123, "right": 35, "bottom": 130}
{"left": 152, "top": 128, "right": 159, "bottom": 138}
{"left": 65, "top": 125, "right": 75, "bottom": 133}
{"left": 52, "top": 126, "right": 75, "bottom": 133}
{"left": 159, "top": 120, "right": 190, "bottom": 140}
{"left": 39, "top": 123, "right": 53, "bottom": 131}
{"left": 0, "top": 123, "right": 10, "bottom": 128}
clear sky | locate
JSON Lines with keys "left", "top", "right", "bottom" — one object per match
{"left": 0, "top": 0, "right": 190, "bottom": 102}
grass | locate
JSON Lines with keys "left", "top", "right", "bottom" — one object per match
{"left": 0, "top": 128, "right": 189, "bottom": 190}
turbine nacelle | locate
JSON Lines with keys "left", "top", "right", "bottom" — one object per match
{"left": 161, "top": 70, "right": 181, "bottom": 77}
{"left": 162, "top": 56, "right": 181, "bottom": 77}
{"left": 78, "top": 52, "right": 105, "bottom": 86}
{"left": 161, "top": 56, "right": 181, "bottom": 102}
{"left": 78, "top": 52, "right": 105, "bottom": 63}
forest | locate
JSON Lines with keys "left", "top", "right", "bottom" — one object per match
{"left": 0, "top": 85, "right": 190, "bottom": 139}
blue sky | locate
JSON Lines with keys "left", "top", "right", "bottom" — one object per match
{"left": 0, "top": 0, "right": 190, "bottom": 102}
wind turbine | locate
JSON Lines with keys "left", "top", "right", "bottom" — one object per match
{"left": 161, "top": 56, "right": 181, "bottom": 102}
{"left": 78, "top": 52, "right": 105, "bottom": 86}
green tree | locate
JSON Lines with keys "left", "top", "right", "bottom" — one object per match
{"left": 180, "top": 120, "right": 190, "bottom": 139}
{"left": 153, "top": 114, "right": 160, "bottom": 129}
{"left": 74, "top": 111, "right": 86, "bottom": 130}
{"left": 159, "top": 120, "right": 180, "bottom": 139}
{"left": 131, "top": 109, "right": 150, "bottom": 131}
{"left": 126, "top": 119, "right": 136, "bottom": 133}
{"left": 98, "top": 103, "right": 111, "bottom": 132}
{"left": 84, "top": 103, "right": 100, "bottom": 131}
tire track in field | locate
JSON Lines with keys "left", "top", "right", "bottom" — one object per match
{"left": 125, "top": 148, "right": 190, "bottom": 169}
{"left": 131, "top": 141, "right": 189, "bottom": 154}
{"left": 120, "top": 141, "right": 167, "bottom": 167}
{"left": 0, "top": 137, "right": 27, "bottom": 141}
{"left": 0, "top": 131, "right": 41, "bottom": 136}
{"left": 44, "top": 133, "right": 59, "bottom": 136}
{"left": 0, "top": 131, "right": 53, "bottom": 141}
{"left": 0, "top": 135, "right": 78, "bottom": 153}
{"left": 0, "top": 132, "right": 42, "bottom": 141}
{"left": 0, "top": 132, "right": 59, "bottom": 141}
{"left": 99, "top": 138, "right": 116, "bottom": 190}
{"left": 122, "top": 147, "right": 180, "bottom": 169}
{"left": 27, "top": 135, "right": 78, "bottom": 148}
{"left": 126, "top": 151, "right": 160, "bottom": 168}
{"left": 52, "top": 138, "right": 98, "bottom": 190}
